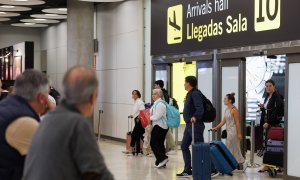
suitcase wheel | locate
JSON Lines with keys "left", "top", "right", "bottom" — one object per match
{"left": 268, "top": 168, "right": 277, "bottom": 178}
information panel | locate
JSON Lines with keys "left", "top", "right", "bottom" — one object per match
{"left": 151, "top": 0, "right": 300, "bottom": 55}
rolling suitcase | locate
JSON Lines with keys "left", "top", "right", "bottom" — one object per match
{"left": 192, "top": 124, "right": 211, "bottom": 180}
{"left": 126, "top": 116, "right": 133, "bottom": 151}
{"left": 267, "top": 127, "right": 284, "bottom": 141}
{"left": 209, "top": 132, "right": 239, "bottom": 176}
{"left": 263, "top": 151, "right": 283, "bottom": 167}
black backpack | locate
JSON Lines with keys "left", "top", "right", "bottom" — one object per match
{"left": 196, "top": 90, "right": 216, "bottom": 123}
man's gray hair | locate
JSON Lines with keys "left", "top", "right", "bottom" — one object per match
{"left": 152, "top": 89, "right": 165, "bottom": 100}
{"left": 63, "top": 66, "right": 98, "bottom": 105}
{"left": 13, "top": 69, "right": 49, "bottom": 101}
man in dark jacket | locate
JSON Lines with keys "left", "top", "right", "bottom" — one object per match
{"left": 23, "top": 66, "right": 114, "bottom": 180}
{"left": 177, "top": 76, "right": 218, "bottom": 178}
{"left": 0, "top": 70, "right": 51, "bottom": 180}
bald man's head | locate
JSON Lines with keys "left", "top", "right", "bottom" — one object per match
{"left": 63, "top": 66, "right": 98, "bottom": 105}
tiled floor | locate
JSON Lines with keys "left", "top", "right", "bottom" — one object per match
{"left": 98, "top": 139, "right": 284, "bottom": 180}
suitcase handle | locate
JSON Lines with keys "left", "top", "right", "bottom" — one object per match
{"left": 208, "top": 129, "right": 217, "bottom": 142}
{"left": 208, "top": 129, "right": 212, "bottom": 142}
{"left": 192, "top": 123, "right": 194, "bottom": 144}
{"left": 128, "top": 116, "right": 133, "bottom": 132}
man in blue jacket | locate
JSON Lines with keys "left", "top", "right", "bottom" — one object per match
{"left": 0, "top": 70, "right": 51, "bottom": 180}
{"left": 177, "top": 76, "right": 218, "bottom": 178}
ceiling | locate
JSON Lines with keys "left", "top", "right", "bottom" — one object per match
{"left": 0, "top": 0, "right": 67, "bottom": 26}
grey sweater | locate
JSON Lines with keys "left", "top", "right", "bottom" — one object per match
{"left": 22, "top": 101, "right": 114, "bottom": 180}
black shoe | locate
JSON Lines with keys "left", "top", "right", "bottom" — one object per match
{"left": 176, "top": 170, "right": 192, "bottom": 177}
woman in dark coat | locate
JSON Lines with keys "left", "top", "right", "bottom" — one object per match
{"left": 259, "top": 79, "right": 284, "bottom": 129}
{"left": 258, "top": 79, "right": 284, "bottom": 172}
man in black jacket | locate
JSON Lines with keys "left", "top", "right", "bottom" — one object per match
{"left": 0, "top": 70, "right": 52, "bottom": 180}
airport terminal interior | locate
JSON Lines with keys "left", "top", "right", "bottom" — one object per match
{"left": 1, "top": 0, "right": 300, "bottom": 180}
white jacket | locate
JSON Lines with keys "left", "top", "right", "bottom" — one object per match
{"left": 150, "top": 98, "right": 168, "bottom": 129}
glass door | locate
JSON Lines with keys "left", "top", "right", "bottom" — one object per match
{"left": 219, "top": 59, "right": 246, "bottom": 154}
{"left": 153, "top": 64, "right": 169, "bottom": 90}
{"left": 197, "top": 61, "right": 213, "bottom": 142}
{"left": 171, "top": 61, "right": 197, "bottom": 144}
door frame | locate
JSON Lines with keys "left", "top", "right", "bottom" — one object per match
{"left": 284, "top": 54, "right": 300, "bottom": 179}
{"left": 218, "top": 58, "right": 247, "bottom": 156}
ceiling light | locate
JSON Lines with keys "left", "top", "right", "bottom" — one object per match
{"left": 21, "top": 18, "right": 59, "bottom": 23}
{"left": 0, "top": 0, "right": 45, "bottom": 6}
{"left": 0, "top": 12, "right": 20, "bottom": 17}
{"left": 31, "top": 14, "right": 67, "bottom": 19}
{"left": 34, "top": 18, "right": 46, "bottom": 21}
{"left": 0, "top": 5, "right": 31, "bottom": 11}
{"left": 0, "top": 17, "right": 10, "bottom": 21}
{"left": 42, "top": 8, "right": 67, "bottom": 15}
{"left": 1, "top": 5, "right": 15, "bottom": 8}
{"left": 45, "top": 13, "right": 58, "bottom": 16}
{"left": 79, "top": 0, "right": 124, "bottom": 2}
{"left": 58, "top": 8, "right": 67, "bottom": 12}
{"left": 12, "top": 22, "right": 48, "bottom": 27}
{"left": 25, "top": 22, "right": 35, "bottom": 25}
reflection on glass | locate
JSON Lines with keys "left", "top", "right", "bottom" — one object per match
{"left": 246, "top": 55, "right": 286, "bottom": 122}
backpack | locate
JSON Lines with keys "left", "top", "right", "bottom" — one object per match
{"left": 192, "top": 90, "right": 216, "bottom": 123}
{"left": 155, "top": 100, "right": 180, "bottom": 128}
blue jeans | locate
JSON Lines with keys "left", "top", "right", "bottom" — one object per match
{"left": 181, "top": 123, "right": 205, "bottom": 172}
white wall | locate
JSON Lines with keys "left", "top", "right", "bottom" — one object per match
{"left": 144, "top": 0, "right": 152, "bottom": 103}
{"left": 287, "top": 63, "right": 300, "bottom": 177}
{"left": 95, "top": 0, "right": 144, "bottom": 139}
{"left": 40, "top": 21, "right": 67, "bottom": 93}
{"left": 0, "top": 25, "right": 42, "bottom": 70}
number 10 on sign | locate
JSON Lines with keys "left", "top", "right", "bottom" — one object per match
{"left": 254, "top": 0, "right": 281, "bottom": 32}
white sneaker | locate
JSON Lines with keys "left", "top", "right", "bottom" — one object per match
{"left": 157, "top": 158, "right": 169, "bottom": 168}
{"left": 146, "top": 153, "right": 153, "bottom": 157}
{"left": 211, "top": 171, "right": 219, "bottom": 178}
{"left": 243, "top": 160, "right": 248, "bottom": 172}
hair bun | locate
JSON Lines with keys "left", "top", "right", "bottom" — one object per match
{"left": 231, "top": 92, "right": 235, "bottom": 96}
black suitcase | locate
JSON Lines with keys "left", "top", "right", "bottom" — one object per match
{"left": 263, "top": 151, "right": 283, "bottom": 167}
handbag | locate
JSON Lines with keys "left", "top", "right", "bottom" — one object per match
{"left": 139, "top": 109, "right": 150, "bottom": 128}
{"left": 221, "top": 129, "right": 227, "bottom": 139}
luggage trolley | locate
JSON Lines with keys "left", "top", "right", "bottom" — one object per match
{"left": 262, "top": 127, "right": 284, "bottom": 178}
